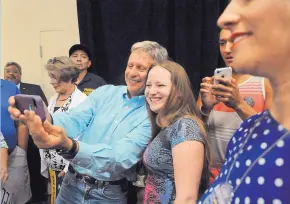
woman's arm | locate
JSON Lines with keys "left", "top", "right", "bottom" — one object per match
{"left": 168, "top": 118, "right": 206, "bottom": 204}
{"left": 173, "top": 140, "right": 204, "bottom": 204}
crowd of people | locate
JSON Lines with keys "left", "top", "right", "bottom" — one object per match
{"left": 1, "top": 0, "right": 290, "bottom": 203}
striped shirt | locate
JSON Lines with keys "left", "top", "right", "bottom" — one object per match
{"left": 208, "top": 76, "right": 266, "bottom": 169}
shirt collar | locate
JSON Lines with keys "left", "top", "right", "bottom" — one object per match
{"left": 122, "top": 86, "right": 145, "bottom": 108}
{"left": 79, "top": 72, "right": 91, "bottom": 85}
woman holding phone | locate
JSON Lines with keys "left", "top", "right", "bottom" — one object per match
{"left": 199, "top": 0, "right": 290, "bottom": 203}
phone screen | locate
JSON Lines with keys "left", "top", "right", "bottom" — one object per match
{"left": 28, "top": 104, "right": 36, "bottom": 111}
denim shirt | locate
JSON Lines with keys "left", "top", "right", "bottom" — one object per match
{"left": 53, "top": 85, "right": 151, "bottom": 181}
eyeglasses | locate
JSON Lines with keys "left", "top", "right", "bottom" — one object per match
{"left": 4, "top": 69, "right": 20, "bottom": 74}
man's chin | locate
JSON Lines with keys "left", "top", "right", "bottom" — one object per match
{"left": 79, "top": 67, "right": 88, "bottom": 72}
{"left": 127, "top": 88, "right": 144, "bottom": 97}
{"left": 7, "top": 79, "right": 18, "bottom": 85}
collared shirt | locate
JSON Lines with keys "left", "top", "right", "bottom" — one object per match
{"left": 53, "top": 85, "right": 151, "bottom": 181}
{"left": 77, "top": 72, "right": 106, "bottom": 96}
{"left": 0, "top": 79, "right": 20, "bottom": 152}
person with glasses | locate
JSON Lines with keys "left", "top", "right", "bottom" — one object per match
{"left": 39, "top": 56, "right": 87, "bottom": 203}
{"left": 8, "top": 41, "right": 168, "bottom": 204}
{"left": 4, "top": 62, "right": 48, "bottom": 105}
{"left": 4, "top": 61, "right": 48, "bottom": 204}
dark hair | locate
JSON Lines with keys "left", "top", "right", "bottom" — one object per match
{"left": 46, "top": 56, "right": 80, "bottom": 83}
{"left": 146, "top": 60, "right": 211, "bottom": 197}
{"left": 5, "top": 62, "right": 22, "bottom": 74}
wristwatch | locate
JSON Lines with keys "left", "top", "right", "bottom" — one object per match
{"left": 56, "top": 138, "right": 78, "bottom": 159}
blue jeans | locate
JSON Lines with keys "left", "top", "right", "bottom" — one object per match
{"left": 56, "top": 171, "right": 127, "bottom": 204}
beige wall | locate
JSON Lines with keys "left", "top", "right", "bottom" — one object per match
{"left": 1, "top": 0, "right": 80, "bottom": 91}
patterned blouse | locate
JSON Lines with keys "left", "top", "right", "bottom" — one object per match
{"left": 40, "top": 87, "right": 87, "bottom": 176}
{"left": 199, "top": 110, "right": 290, "bottom": 203}
{"left": 143, "top": 118, "right": 205, "bottom": 204}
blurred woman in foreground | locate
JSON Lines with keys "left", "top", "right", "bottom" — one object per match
{"left": 199, "top": 0, "right": 290, "bottom": 203}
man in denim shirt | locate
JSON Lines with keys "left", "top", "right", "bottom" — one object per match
{"left": 9, "top": 41, "right": 168, "bottom": 203}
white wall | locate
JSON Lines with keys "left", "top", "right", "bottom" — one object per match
{"left": 1, "top": 0, "right": 80, "bottom": 88}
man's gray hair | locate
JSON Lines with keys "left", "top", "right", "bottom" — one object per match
{"left": 131, "top": 41, "right": 168, "bottom": 62}
{"left": 5, "top": 62, "right": 22, "bottom": 74}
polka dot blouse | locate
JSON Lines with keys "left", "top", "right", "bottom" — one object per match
{"left": 199, "top": 110, "right": 290, "bottom": 203}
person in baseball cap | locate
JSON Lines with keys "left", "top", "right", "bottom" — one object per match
{"left": 69, "top": 44, "right": 106, "bottom": 95}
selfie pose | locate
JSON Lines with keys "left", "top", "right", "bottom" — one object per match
{"left": 197, "top": 29, "right": 273, "bottom": 180}
{"left": 199, "top": 0, "right": 290, "bottom": 203}
{"left": 8, "top": 41, "right": 168, "bottom": 204}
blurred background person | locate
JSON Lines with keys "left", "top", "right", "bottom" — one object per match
{"left": 197, "top": 29, "right": 273, "bottom": 181}
{"left": 0, "top": 79, "right": 31, "bottom": 204}
{"left": 40, "top": 56, "right": 87, "bottom": 203}
{"left": 199, "top": 0, "right": 290, "bottom": 203}
{"left": 3, "top": 61, "right": 48, "bottom": 204}
{"left": 143, "top": 61, "right": 210, "bottom": 203}
{"left": 4, "top": 62, "right": 48, "bottom": 104}
{"left": 69, "top": 44, "right": 106, "bottom": 95}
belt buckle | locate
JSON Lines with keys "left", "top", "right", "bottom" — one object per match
{"left": 82, "top": 176, "right": 92, "bottom": 184}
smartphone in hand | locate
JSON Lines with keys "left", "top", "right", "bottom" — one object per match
{"left": 214, "top": 67, "right": 232, "bottom": 85}
{"left": 14, "top": 94, "right": 46, "bottom": 122}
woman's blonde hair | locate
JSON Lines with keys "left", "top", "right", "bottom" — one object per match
{"left": 46, "top": 56, "right": 80, "bottom": 83}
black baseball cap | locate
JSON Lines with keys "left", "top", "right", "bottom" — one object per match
{"left": 69, "top": 44, "right": 91, "bottom": 59}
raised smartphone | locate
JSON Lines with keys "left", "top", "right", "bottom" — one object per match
{"left": 14, "top": 94, "right": 46, "bottom": 122}
{"left": 214, "top": 67, "right": 233, "bottom": 84}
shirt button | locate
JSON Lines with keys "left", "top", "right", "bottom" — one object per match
{"left": 106, "top": 137, "right": 109, "bottom": 140}
{"left": 77, "top": 161, "right": 81, "bottom": 165}
{"left": 115, "top": 121, "right": 118, "bottom": 123}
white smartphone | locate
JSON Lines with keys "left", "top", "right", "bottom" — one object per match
{"left": 214, "top": 67, "right": 232, "bottom": 84}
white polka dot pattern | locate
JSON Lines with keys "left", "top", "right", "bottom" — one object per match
{"left": 199, "top": 110, "right": 289, "bottom": 203}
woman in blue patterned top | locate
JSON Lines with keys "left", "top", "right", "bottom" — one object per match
{"left": 199, "top": 0, "right": 290, "bottom": 203}
{"left": 143, "top": 60, "right": 211, "bottom": 204}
